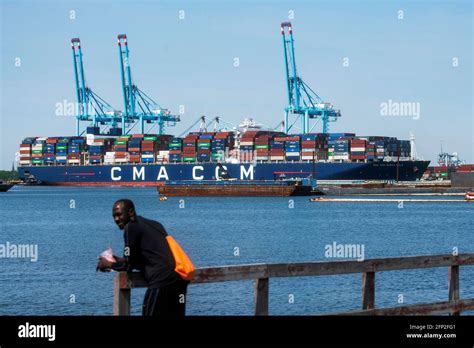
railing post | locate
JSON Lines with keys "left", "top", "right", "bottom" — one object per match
{"left": 362, "top": 272, "right": 375, "bottom": 310}
{"left": 448, "top": 265, "right": 460, "bottom": 316}
{"left": 113, "top": 272, "right": 131, "bottom": 316}
{"left": 254, "top": 278, "right": 269, "bottom": 316}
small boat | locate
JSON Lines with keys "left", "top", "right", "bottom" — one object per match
{"left": 0, "top": 181, "right": 14, "bottom": 192}
{"left": 159, "top": 196, "right": 168, "bottom": 201}
{"left": 465, "top": 192, "right": 474, "bottom": 201}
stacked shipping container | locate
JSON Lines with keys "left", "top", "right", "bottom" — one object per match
{"left": 18, "top": 131, "right": 412, "bottom": 166}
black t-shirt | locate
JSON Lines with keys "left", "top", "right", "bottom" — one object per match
{"left": 112, "top": 215, "right": 181, "bottom": 288}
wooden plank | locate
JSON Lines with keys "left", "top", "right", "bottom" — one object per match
{"left": 254, "top": 278, "right": 269, "bottom": 316}
{"left": 362, "top": 272, "right": 375, "bottom": 310}
{"left": 121, "top": 254, "right": 474, "bottom": 288}
{"left": 113, "top": 274, "right": 131, "bottom": 316}
{"left": 329, "top": 299, "right": 474, "bottom": 316}
{"left": 193, "top": 264, "right": 269, "bottom": 284}
{"left": 448, "top": 265, "right": 460, "bottom": 316}
{"left": 268, "top": 254, "right": 474, "bottom": 278}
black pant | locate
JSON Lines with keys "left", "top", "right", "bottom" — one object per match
{"left": 142, "top": 280, "right": 188, "bottom": 317}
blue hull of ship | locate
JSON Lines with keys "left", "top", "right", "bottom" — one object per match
{"left": 18, "top": 161, "right": 430, "bottom": 185}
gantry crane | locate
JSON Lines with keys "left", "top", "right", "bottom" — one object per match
{"left": 71, "top": 38, "right": 123, "bottom": 136}
{"left": 281, "top": 22, "right": 341, "bottom": 134}
{"left": 117, "top": 34, "right": 180, "bottom": 134}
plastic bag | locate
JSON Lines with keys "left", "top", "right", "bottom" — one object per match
{"left": 100, "top": 247, "right": 115, "bottom": 262}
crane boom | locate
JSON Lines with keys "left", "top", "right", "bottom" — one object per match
{"left": 117, "top": 34, "right": 180, "bottom": 134}
{"left": 281, "top": 22, "right": 341, "bottom": 134}
{"left": 71, "top": 38, "right": 122, "bottom": 136}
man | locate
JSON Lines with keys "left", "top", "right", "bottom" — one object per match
{"left": 97, "top": 199, "right": 189, "bottom": 317}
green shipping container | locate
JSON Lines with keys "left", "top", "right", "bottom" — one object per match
{"left": 32, "top": 150, "right": 42, "bottom": 154}
{"left": 144, "top": 136, "right": 157, "bottom": 141}
{"left": 255, "top": 144, "right": 269, "bottom": 149}
{"left": 56, "top": 146, "right": 67, "bottom": 150}
{"left": 115, "top": 141, "right": 128, "bottom": 145}
{"left": 183, "top": 157, "right": 196, "bottom": 162}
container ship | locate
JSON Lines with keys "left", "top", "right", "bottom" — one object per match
{"left": 16, "top": 23, "right": 430, "bottom": 185}
{"left": 17, "top": 122, "right": 429, "bottom": 186}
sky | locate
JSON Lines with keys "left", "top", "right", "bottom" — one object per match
{"left": 0, "top": 0, "right": 472, "bottom": 169}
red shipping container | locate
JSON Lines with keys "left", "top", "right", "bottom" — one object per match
{"left": 302, "top": 141, "right": 316, "bottom": 147}
{"left": 169, "top": 150, "right": 182, "bottom": 155}
{"left": 433, "top": 166, "right": 448, "bottom": 173}
{"left": 351, "top": 155, "right": 366, "bottom": 160}
{"left": 20, "top": 144, "right": 32, "bottom": 148}
{"left": 457, "top": 164, "right": 474, "bottom": 172}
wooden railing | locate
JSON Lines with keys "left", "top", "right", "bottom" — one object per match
{"left": 113, "top": 253, "right": 474, "bottom": 315}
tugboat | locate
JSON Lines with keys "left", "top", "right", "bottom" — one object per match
{"left": 0, "top": 180, "right": 14, "bottom": 192}
{"left": 19, "top": 173, "right": 42, "bottom": 186}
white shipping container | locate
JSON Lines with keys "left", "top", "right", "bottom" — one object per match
{"left": 67, "top": 160, "right": 80, "bottom": 164}
{"left": 350, "top": 147, "right": 366, "bottom": 152}
{"left": 301, "top": 148, "right": 315, "bottom": 153}
{"left": 114, "top": 158, "right": 129, "bottom": 163}
{"left": 285, "top": 152, "right": 300, "bottom": 156}
{"left": 19, "top": 160, "right": 32, "bottom": 165}
{"left": 239, "top": 141, "right": 254, "bottom": 146}
{"left": 333, "top": 156, "right": 349, "bottom": 160}
{"left": 270, "top": 156, "right": 285, "bottom": 160}
{"left": 159, "top": 151, "right": 170, "bottom": 156}
{"left": 56, "top": 156, "right": 67, "bottom": 160}
{"left": 141, "top": 154, "right": 154, "bottom": 159}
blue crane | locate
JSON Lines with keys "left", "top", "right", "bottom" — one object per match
{"left": 281, "top": 22, "right": 341, "bottom": 134}
{"left": 70, "top": 38, "right": 122, "bottom": 136}
{"left": 117, "top": 34, "right": 180, "bottom": 135}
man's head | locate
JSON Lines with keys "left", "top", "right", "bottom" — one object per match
{"left": 112, "top": 199, "right": 136, "bottom": 230}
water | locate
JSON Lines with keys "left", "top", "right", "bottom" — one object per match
{"left": 1, "top": 186, "right": 473, "bottom": 315}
